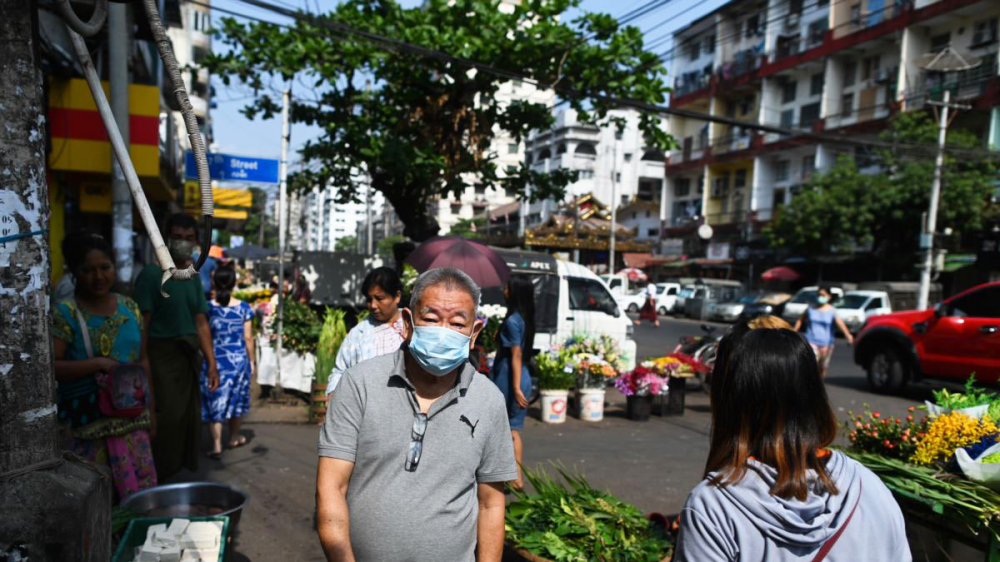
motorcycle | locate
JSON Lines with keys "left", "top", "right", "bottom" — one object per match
{"left": 674, "top": 324, "right": 722, "bottom": 392}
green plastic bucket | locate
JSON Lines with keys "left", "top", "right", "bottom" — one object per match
{"left": 111, "top": 515, "right": 230, "bottom": 562}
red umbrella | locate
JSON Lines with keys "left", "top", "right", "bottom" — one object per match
{"left": 404, "top": 236, "right": 511, "bottom": 288}
{"left": 761, "top": 266, "right": 801, "bottom": 282}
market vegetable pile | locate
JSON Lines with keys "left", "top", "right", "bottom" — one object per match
{"left": 844, "top": 374, "right": 1000, "bottom": 543}
{"left": 505, "top": 467, "right": 672, "bottom": 561}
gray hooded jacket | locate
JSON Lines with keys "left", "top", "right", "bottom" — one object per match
{"left": 675, "top": 451, "right": 911, "bottom": 561}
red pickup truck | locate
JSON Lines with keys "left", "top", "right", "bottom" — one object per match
{"left": 853, "top": 281, "right": 1000, "bottom": 393}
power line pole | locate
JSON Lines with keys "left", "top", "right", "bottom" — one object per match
{"left": 276, "top": 87, "right": 291, "bottom": 382}
{"left": 0, "top": 1, "right": 111, "bottom": 557}
{"left": 109, "top": 1, "right": 133, "bottom": 283}
{"left": 608, "top": 139, "right": 619, "bottom": 275}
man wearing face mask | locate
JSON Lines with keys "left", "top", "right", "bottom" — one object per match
{"left": 133, "top": 213, "right": 220, "bottom": 479}
{"left": 317, "top": 267, "right": 516, "bottom": 562}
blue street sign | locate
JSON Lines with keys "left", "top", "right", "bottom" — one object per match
{"left": 185, "top": 151, "right": 280, "bottom": 184}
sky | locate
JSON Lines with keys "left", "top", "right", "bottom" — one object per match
{"left": 207, "top": 0, "right": 729, "bottom": 161}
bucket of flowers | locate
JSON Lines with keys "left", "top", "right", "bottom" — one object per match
{"left": 535, "top": 349, "right": 576, "bottom": 424}
{"left": 613, "top": 362, "right": 669, "bottom": 422}
{"left": 572, "top": 354, "right": 617, "bottom": 422}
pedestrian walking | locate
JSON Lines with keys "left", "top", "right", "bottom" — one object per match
{"left": 133, "top": 213, "right": 220, "bottom": 479}
{"left": 674, "top": 322, "right": 910, "bottom": 561}
{"left": 201, "top": 265, "right": 255, "bottom": 459}
{"left": 489, "top": 274, "right": 535, "bottom": 490}
{"left": 52, "top": 232, "right": 158, "bottom": 501}
{"left": 635, "top": 281, "right": 659, "bottom": 327}
{"left": 325, "top": 267, "right": 405, "bottom": 396}
{"left": 316, "top": 267, "right": 516, "bottom": 561}
{"left": 793, "top": 286, "right": 853, "bottom": 378}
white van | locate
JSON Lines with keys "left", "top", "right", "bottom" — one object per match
{"left": 655, "top": 282, "right": 681, "bottom": 315}
{"left": 487, "top": 249, "right": 638, "bottom": 371}
{"left": 835, "top": 290, "right": 892, "bottom": 333}
{"left": 781, "top": 286, "right": 845, "bottom": 324}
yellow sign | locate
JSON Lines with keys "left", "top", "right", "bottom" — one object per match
{"left": 185, "top": 182, "right": 252, "bottom": 220}
{"left": 79, "top": 182, "right": 111, "bottom": 214}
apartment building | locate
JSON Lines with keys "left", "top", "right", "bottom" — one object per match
{"left": 663, "top": 0, "right": 1000, "bottom": 255}
{"left": 522, "top": 108, "right": 668, "bottom": 229}
{"left": 166, "top": 0, "right": 214, "bottom": 151}
{"left": 300, "top": 183, "right": 384, "bottom": 253}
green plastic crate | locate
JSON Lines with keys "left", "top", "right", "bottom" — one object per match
{"left": 112, "top": 516, "right": 230, "bottom": 562}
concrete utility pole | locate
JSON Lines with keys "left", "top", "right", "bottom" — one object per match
{"left": 366, "top": 185, "right": 374, "bottom": 255}
{"left": 914, "top": 48, "right": 978, "bottom": 311}
{"left": 0, "top": 1, "right": 110, "bottom": 558}
{"left": 276, "top": 87, "right": 291, "bottom": 382}
{"left": 109, "top": 1, "right": 133, "bottom": 283}
{"left": 608, "top": 140, "right": 619, "bottom": 275}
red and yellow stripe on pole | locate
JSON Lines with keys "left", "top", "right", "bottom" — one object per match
{"left": 48, "top": 78, "right": 160, "bottom": 177}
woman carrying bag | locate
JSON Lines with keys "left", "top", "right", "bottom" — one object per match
{"left": 52, "top": 232, "right": 157, "bottom": 501}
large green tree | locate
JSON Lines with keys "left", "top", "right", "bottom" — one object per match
{"left": 206, "top": 0, "right": 673, "bottom": 241}
{"left": 766, "top": 112, "right": 998, "bottom": 270}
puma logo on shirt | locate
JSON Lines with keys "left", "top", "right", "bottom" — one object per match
{"left": 459, "top": 415, "right": 479, "bottom": 438}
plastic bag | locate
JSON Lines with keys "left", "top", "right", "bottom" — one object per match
{"left": 925, "top": 401, "right": 989, "bottom": 419}
{"left": 955, "top": 443, "right": 1000, "bottom": 491}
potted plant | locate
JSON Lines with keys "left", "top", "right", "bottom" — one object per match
{"left": 573, "top": 354, "right": 617, "bottom": 422}
{"left": 614, "top": 363, "right": 669, "bottom": 421}
{"left": 535, "top": 350, "right": 575, "bottom": 424}
{"left": 311, "top": 308, "right": 348, "bottom": 423}
{"left": 264, "top": 299, "right": 322, "bottom": 395}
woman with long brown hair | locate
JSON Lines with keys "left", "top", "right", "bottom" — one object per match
{"left": 674, "top": 321, "right": 910, "bottom": 561}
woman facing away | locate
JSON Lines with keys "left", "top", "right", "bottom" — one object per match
{"left": 794, "top": 286, "right": 853, "bottom": 378}
{"left": 489, "top": 274, "right": 536, "bottom": 490}
{"left": 52, "top": 232, "right": 157, "bottom": 501}
{"left": 674, "top": 320, "right": 910, "bottom": 561}
{"left": 202, "top": 265, "right": 255, "bottom": 459}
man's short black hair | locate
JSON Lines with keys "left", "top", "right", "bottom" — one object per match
{"left": 362, "top": 267, "right": 402, "bottom": 297}
{"left": 164, "top": 213, "right": 199, "bottom": 236}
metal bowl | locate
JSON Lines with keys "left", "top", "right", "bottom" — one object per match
{"left": 121, "top": 481, "right": 249, "bottom": 531}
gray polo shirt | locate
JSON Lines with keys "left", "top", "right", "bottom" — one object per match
{"left": 319, "top": 349, "right": 517, "bottom": 561}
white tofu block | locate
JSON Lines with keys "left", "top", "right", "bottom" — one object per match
{"left": 179, "top": 536, "right": 217, "bottom": 550}
{"left": 152, "top": 530, "right": 177, "bottom": 548}
{"left": 158, "top": 545, "right": 181, "bottom": 562}
{"left": 165, "top": 519, "right": 190, "bottom": 538}
{"left": 145, "top": 524, "right": 168, "bottom": 544}
{"left": 179, "top": 522, "right": 221, "bottom": 550}
{"left": 179, "top": 549, "right": 220, "bottom": 562}
{"left": 138, "top": 543, "right": 164, "bottom": 562}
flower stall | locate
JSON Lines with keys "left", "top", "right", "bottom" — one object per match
{"left": 535, "top": 349, "right": 576, "bottom": 424}
{"left": 614, "top": 354, "right": 708, "bottom": 420}
{"left": 843, "top": 376, "right": 1000, "bottom": 559}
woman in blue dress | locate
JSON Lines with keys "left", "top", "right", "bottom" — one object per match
{"left": 202, "top": 265, "right": 255, "bottom": 458}
{"left": 489, "top": 274, "right": 535, "bottom": 490}
{"left": 794, "top": 286, "right": 853, "bottom": 379}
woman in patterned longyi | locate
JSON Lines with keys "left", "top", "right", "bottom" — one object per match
{"left": 201, "top": 265, "right": 255, "bottom": 459}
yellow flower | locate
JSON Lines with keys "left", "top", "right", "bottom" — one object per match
{"left": 910, "top": 412, "right": 998, "bottom": 466}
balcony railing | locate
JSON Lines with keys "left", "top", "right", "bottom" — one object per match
{"left": 706, "top": 210, "right": 748, "bottom": 225}
{"left": 717, "top": 49, "right": 764, "bottom": 81}
{"left": 674, "top": 74, "right": 711, "bottom": 97}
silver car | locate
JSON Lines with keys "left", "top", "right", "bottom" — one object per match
{"left": 709, "top": 295, "right": 759, "bottom": 323}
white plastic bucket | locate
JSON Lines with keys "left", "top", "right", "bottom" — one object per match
{"left": 578, "top": 389, "right": 605, "bottom": 422}
{"left": 540, "top": 389, "right": 569, "bottom": 424}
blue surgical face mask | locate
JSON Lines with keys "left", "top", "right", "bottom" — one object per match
{"left": 816, "top": 296, "right": 829, "bottom": 306}
{"left": 408, "top": 325, "right": 472, "bottom": 377}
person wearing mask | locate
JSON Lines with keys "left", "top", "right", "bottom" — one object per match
{"left": 133, "top": 213, "right": 220, "bottom": 479}
{"left": 793, "top": 286, "right": 853, "bottom": 379}
{"left": 201, "top": 265, "right": 255, "bottom": 459}
{"left": 325, "top": 267, "right": 406, "bottom": 397}
{"left": 52, "top": 232, "right": 158, "bottom": 500}
{"left": 674, "top": 321, "right": 910, "bottom": 561}
{"left": 635, "top": 280, "right": 660, "bottom": 327}
{"left": 317, "top": 268, "right": 516, "bottom": 561}
{"left": 489, "top": 274, "right": 535, "bottom": 490}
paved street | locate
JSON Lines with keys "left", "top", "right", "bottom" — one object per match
{"left": 169, "top": 315, "right": 945, "bottom": 560}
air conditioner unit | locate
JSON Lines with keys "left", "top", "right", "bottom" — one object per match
{"left": 786, "top": 13, "right": 800, "bottom": 28}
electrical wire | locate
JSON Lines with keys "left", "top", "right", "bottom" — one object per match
{"left": 184, "top": 0, "right": 999, "bottom": 160}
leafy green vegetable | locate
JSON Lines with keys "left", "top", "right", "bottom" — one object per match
{"left": 982, "top": 452, "right": 1000, "bottom": 464}
{"left": 505, "top": 466, "right": 672, "bottom": 561}
{"left": 273, "top": 300, "right": 322, "bottom": 355}
{"left": 314, "top": 308, "right": 348, "bottom": 385}
{"left": 933, "top": 374, "right": 996, "bottom": 410}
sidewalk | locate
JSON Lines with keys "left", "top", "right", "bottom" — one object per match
{"left": 166, "top": 387, "right": 716, "bottom": 560}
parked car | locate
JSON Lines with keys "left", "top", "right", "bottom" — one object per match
{"left": 617, "top": 288, "right": 650, "bottom": 314}
{"left": 684, "top": 280, "right": 744, "bottom": 320}
{"left": 834, "top": 290, "right": 892, "bottom": 334}
{"left": 781, "top": 286, "right": 846, "bottom": 324}
{"left": 673, "top": 284, "right": 697, "bottom": 314}
{"left": 709, "top": 294, "right": 761, "bottom": 323}
{"left": 739, "top": 292, "right": 793, "bottom": 321}
{"left": 854, "top": 281, "right": 1000, "bottom": 393}
{"left": 655, "top": 282, "right": 681, "bottom": 315}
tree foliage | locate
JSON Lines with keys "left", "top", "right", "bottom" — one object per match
{"left": 448, "top": 217, "right": 485, "bottom": 239}
{"left": 334, "top": 235, "right": 357, "bottom": 252}
{"left": 206, "top": 0, "right": 674, "bottom": 241}
{"left": 766, "top": 112, "right": 998, "bottom": 268}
